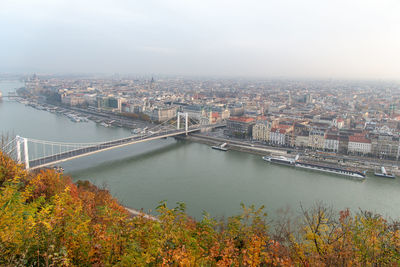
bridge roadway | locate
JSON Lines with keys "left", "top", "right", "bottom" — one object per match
{"left": 28, "top": 123, "right": 225, "bottom": 170}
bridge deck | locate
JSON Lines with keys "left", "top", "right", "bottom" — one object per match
{"left": 29, "top": 128, "right": 200, "bottom": 169}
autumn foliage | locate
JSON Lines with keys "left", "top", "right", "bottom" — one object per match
{"left": 1, "top": 151, "right": 400, "bottom": 266}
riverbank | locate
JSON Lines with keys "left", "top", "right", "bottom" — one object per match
{"left": 10, "top": 94, "right": 400, "bottom": 177}
{"left": 184, "top": 133, "right": 400, "bottom": 176}
{"left": 14, "top": 94, "right": 400, "bottom": 177}
{"left": 183, "top": 134, "right": 286, "bottom": 156}
{"left": 12, "top": 96, "right": 153, "bottom": 130}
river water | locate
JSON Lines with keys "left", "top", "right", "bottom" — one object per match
{"left": 1, "top": 80, "right": 400, "bottom": 220}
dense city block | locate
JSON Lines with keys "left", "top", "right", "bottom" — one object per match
{"left": 11, "top": 74, "right": 400, "bottom": 161}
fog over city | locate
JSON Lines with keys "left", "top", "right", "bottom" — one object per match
{"left": 1, "top": 0, "right": 400, "bottom": 79}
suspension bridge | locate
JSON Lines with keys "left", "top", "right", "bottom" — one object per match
{"left": 1, "top": 112, "right": 225, "bottom": 170}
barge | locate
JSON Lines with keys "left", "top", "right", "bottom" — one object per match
{"left": 295, "top": 161, "right": 365, "bottom": 179}
{"left": 263, "top": 154, "right": 365, "bottom": 179}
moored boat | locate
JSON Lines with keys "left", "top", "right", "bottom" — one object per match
{"left": 374, "top": 166, "right": 395, "bottom": 179}
{"left": 212, "top": 143, "right": 228, "bottom": 151}
{"left": 262, "top": 155, "right": 296, "bottom": 165}
{"left": 295, "top": 161, "right": 365, "bottom": 179}
{"left": 262, "top": 154, "right": 365, "bottom": 179}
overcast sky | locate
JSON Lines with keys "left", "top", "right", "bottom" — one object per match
{"left": 1, "top": 0, "right": 400, "bottom": 79}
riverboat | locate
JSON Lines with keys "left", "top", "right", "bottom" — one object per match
{"left": 295, "top": 161, "right": 366, "bottom": 179}
{"left": 211, "top": 143, "right": 228, "bottom": 151}
{"left": 374, "top": 166, "right": 395, "bottom": 179}
{"left": 262, "top": 154, "right": 365, "bottom": 179}
{"left": 262, "top": 155, "right": 296, "bottom": 165}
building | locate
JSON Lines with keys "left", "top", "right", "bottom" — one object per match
{"left": 226, "top": 116, "right": 255, "bottom": 138}
{"left": 324, "top": 133, "right": 340, "bottom": 152}
{"left": 96, "top": 96, "right": 124, "bottom": 112}
{"left": 150, "top": 107, "right": 177, "bottom": 122}
{"left": 292, "top": 123, "right": 309, "bottom": 148}
{"left": 83, "top": 94, "right": 97, "bottom": 106}
{"left": 210, "top": 112, "right": 222, "bottom": 124}
{"left": 371, "top": 134, "right": 399, "bottom": 159}
{"left": 228, "top": 104, "right": 245, "bottom": 116}
{"left": 295, "top": 132, "right": 309, "bottom": 148}
{"left": 252, "top": 120, "right": 272, "bottom": 142}
{"left": 220, "top": 109, "right": 230, "bottom": 120}
{"left": 308, "top": 128, "right": 326, "bottom": 150}
{"left": 211, "top": 107, "right": 230, "bottom": 120}
{"left": 277, "top": 122, "right": 294, "bottom": 146}
{"left": 269, "top": 128, "right": 286, "bottom": 146}
{"left": 314, "top": 115, "right": 335, "bottom": 125}
{"left": 61, "top": 94, "right": 86, "bottom": 106}
{"left": 335, "top": 118, "right": 345, "bottom": 129}
{"left": 25, "top": 74, "right": 41, "bottom": 93}
{"left": 338, "top": 135, "right": 349, "bottom": 154}
{"left": 348, "top": 135, "right": 372, "bottom": 155}
{"left": 182, "top": 105, "right": 203, "bottom": 120}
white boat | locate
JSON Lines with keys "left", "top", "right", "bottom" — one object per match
{"left": 66, "top": 113, "right": 82, "bottom": 122}
{"left": 212, "top": 143, "right": 228, "bottom": 151}
{"left": 262, "top": 155, "right": 296, "bottom": 165}
{"left": 263, "top": 154, "right": 365, "bottom": 179}
{"left": 374, "top": 166, "right": 395, "bottom": 179}
{"left": 295, "top": 161, "right": 366, "bottom": 179}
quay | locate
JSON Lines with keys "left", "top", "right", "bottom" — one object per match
{"left": 185, "top": 133, "right": 400, "bottom": 176}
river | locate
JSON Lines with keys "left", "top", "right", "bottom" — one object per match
{"left": 1, "top": 80, "right": 400, "bottom": 220}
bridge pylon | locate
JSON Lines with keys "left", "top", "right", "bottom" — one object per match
{"left": 16, "top": 135, "right": 22, "bottom": 163}
{"left": 15, "top": 136, "right": 29, "bottom": 169}
{"left": 177, "top": 112, "right": 189, "bottom": 135}
{"left": 23, "top": 138, "right": 30, "bottom": 169}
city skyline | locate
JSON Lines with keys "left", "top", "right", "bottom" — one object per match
{"left": 1, "top": 0, "right": 400, "bottom": 80}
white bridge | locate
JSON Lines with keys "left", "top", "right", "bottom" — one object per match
{"left": 1, "top": 112, "right": 225, "bottom": 170}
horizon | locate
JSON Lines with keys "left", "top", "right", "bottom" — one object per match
{"left": 1, "top": 72, "right": 400, "bottom": 84}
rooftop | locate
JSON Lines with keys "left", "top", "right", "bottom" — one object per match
{"left": 349, "top": 135, "right": 371, "bottom": 143}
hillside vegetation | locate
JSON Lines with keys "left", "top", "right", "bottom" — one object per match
{"left": 0, "top": 151, "right": 400, "bottom": 266}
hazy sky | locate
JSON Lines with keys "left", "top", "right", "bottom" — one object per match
{"left": 1, "top": 0, "right": 400, "bottom": 79}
